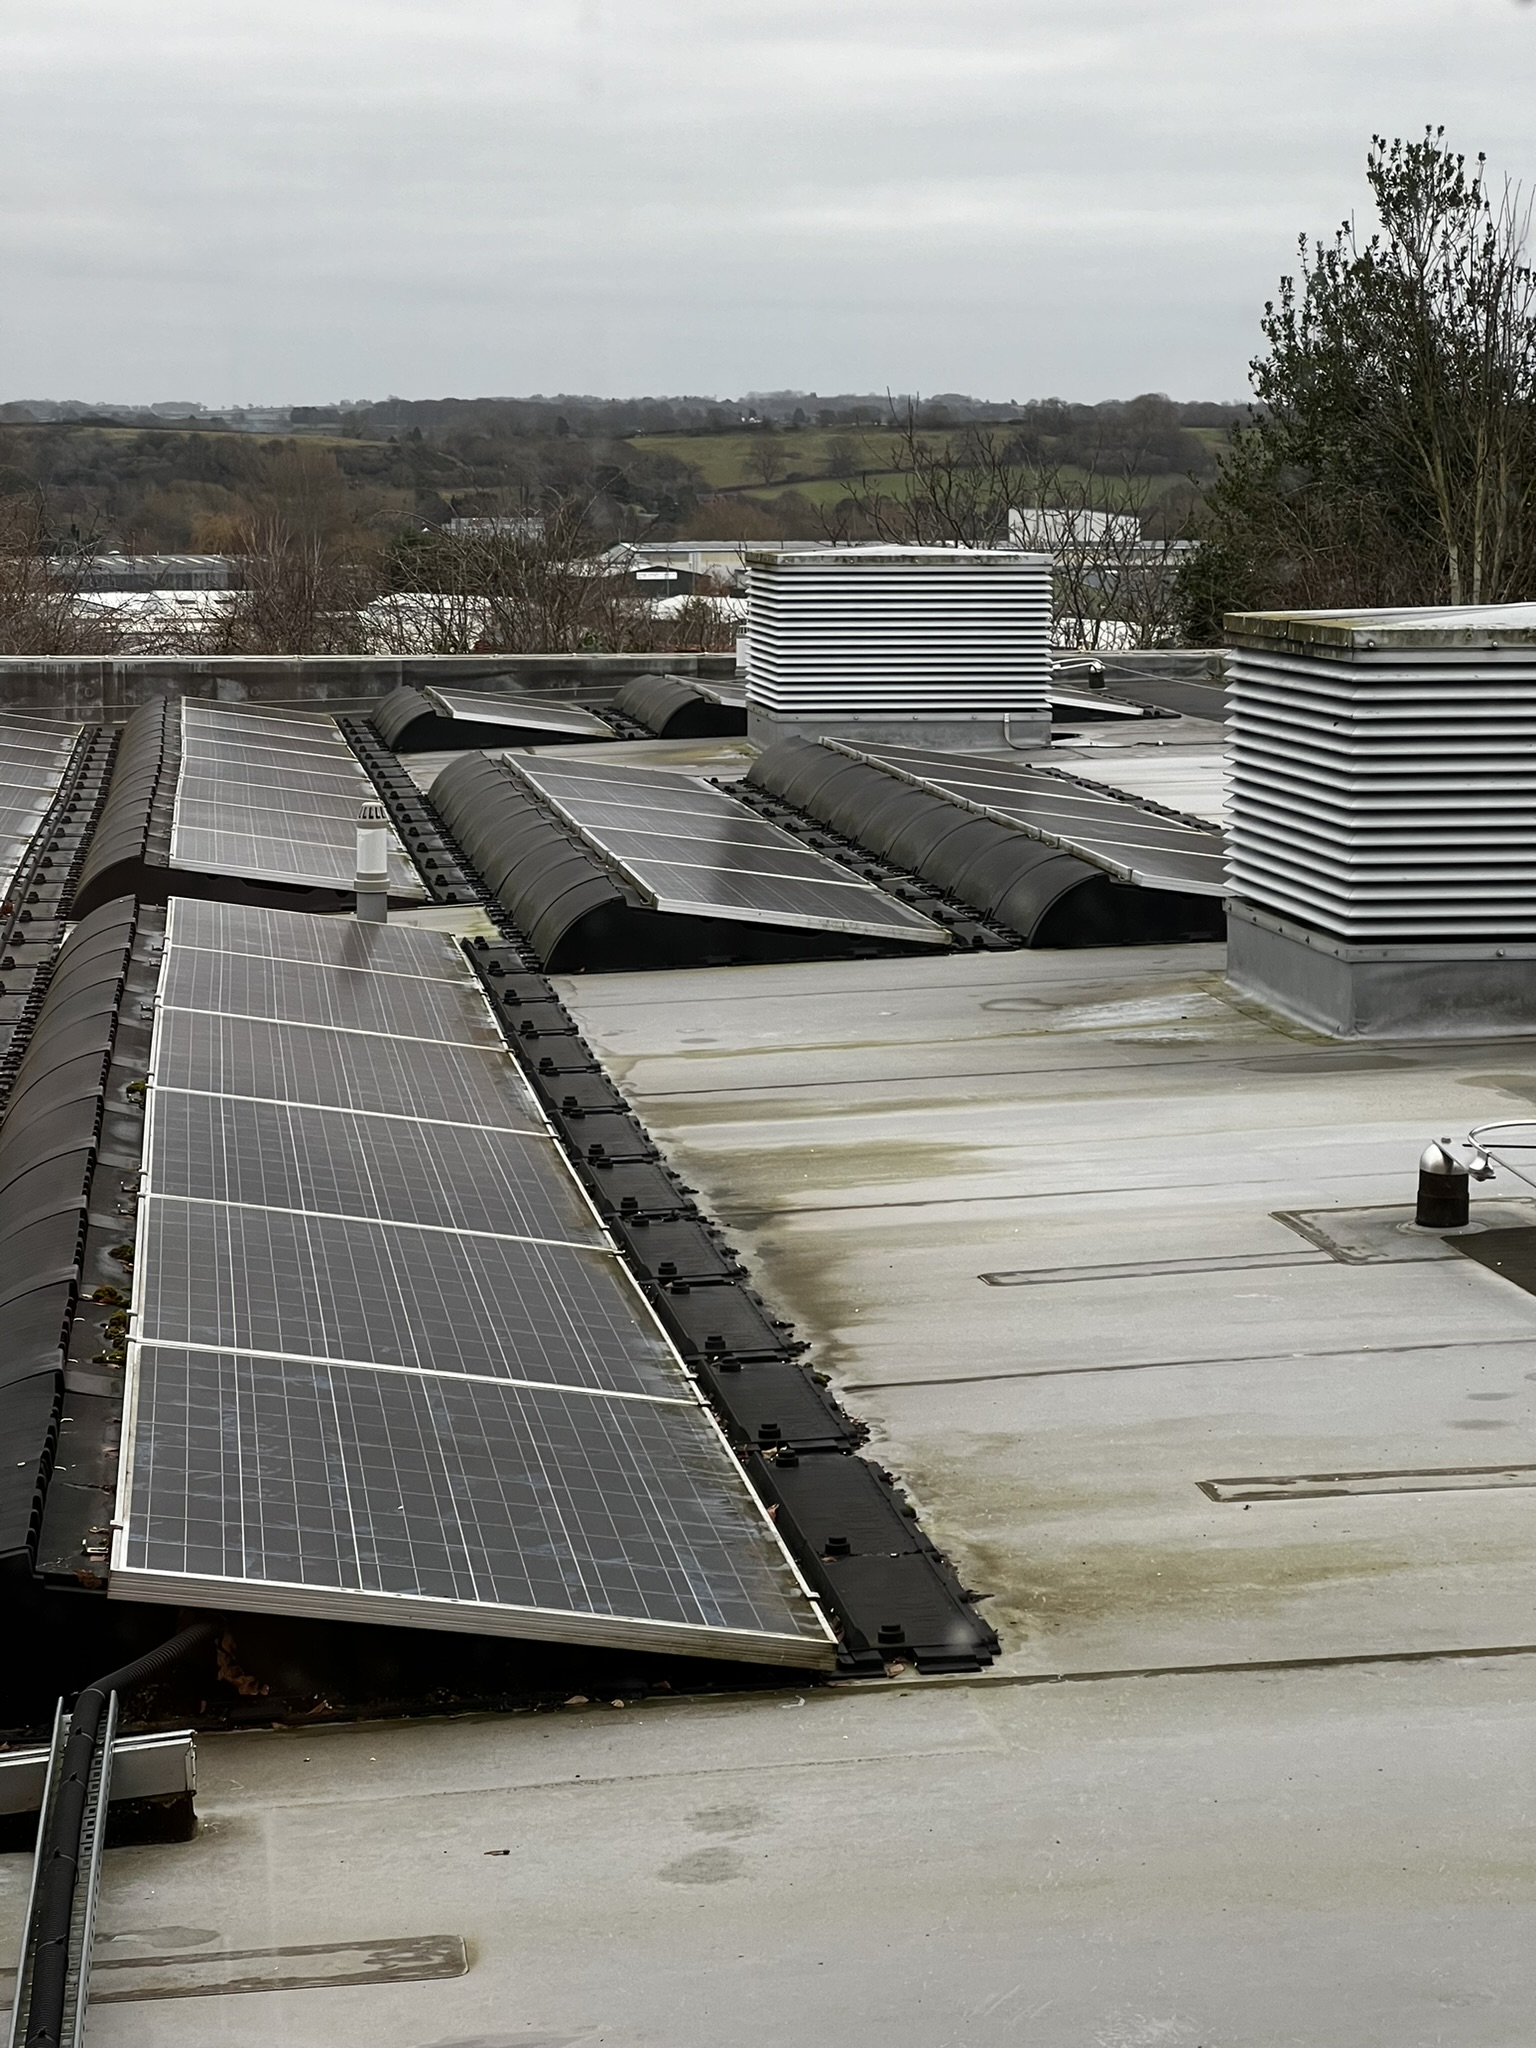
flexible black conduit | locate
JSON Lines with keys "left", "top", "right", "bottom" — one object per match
{"left": 24, "top": 1620, "right": 215, "bottom": 2048}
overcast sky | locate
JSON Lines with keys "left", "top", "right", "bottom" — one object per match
{"left": 3, "top": 0, "right": 1534, "bottom": 407}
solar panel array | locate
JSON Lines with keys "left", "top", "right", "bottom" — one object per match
{"left": 112, "top": 900, "right": 832, "bottom": 1664}
{"left": 848, "top": 744, "right": 1228, "bottom": 897}
{"left": 507, "top": 755, "right": 950, "bottom": 944}
{"left": 425, "top": 687, "right": 615, "bottom": 739}
{"left": 0, "top": 712, "right": 82, "bottom": 897}
{"left": 171, "top": 702, "right": 423, "bottom": 898}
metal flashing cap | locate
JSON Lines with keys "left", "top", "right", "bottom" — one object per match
{"left": 1224, "top": 600, "right": 1536, "bottom": 655}
{"left": 1419, "top": 1140, "right": 1466, "bottom": 1177}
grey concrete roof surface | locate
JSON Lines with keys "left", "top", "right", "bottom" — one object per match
{"left": 41, "top": 1660, "right": 1536, "bottom": 2046}
{"left": 561, "top": 944, "right": 1536, "bottom": 1679}
{"left": 11, "top": 936, "right": 1536, "bottom": 2044}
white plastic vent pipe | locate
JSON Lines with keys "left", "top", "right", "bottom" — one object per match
{"left": 355, "top": 800, "right": 389, "bottom": 923}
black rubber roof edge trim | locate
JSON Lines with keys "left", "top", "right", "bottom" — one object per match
{"left": 0, "top": 899, "right": 138, "bottom": 1578}
{"left": 612, "top": 673, "right": 747, "bottom": 740}
{"left": 73, "top": 701, "right": 176, "bottom": 919}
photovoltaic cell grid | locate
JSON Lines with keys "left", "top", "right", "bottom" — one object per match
{"left": 0, "top": 711, "right": 82, "bottom": 898}
{"left": 507, "top": 754, "right": 950, "bottom": 943}
{"left": 426, "top": 687, "right": 616, "bottom": 738}
{"left": 1059, "top": 747, "right": 1229, "bottom": 829}
{"left": 171, "top": 701, "right": 425, "bottom": 899}
{"left": 112, "top": 899, "right": 831, "bottom": 1663}
{"left": 128, "top": 1350, "right": 815, "bottom": 1628}
{"left": 850, "top": 744, "right": 1229, "bottom": 897}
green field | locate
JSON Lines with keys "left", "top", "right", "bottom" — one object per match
{"left": 632, "top": 427, "right": 915, "bottom": 495}
{"left": 631, "top": 426, "right": 1214, "bottom": 514}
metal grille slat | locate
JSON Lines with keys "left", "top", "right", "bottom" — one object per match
{"left": 745, "top": 549, "right": 1052, "bottom": 718}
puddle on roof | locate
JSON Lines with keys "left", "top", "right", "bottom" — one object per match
{"left": 1459, "top": 1072, "right": 1536, "bottom": 1107}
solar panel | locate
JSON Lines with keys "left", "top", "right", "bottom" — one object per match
{"left": 184, "top": 761, "right": 365, "bottom": 802}
{"left": 180, "top": 765, "right": 393, "bottom": 803}
{"left": 517, "top": 797, "right": 790, "bottom": 846}
{"left": 426, "top": 688, "right": 616, "bottom": 738}
{"left": 171, "top": 826, "right": 409, "bottom": 893}
{"left": 148, "top": 1091, "right": 591, "bottom": 1237}
{"left": 170, "top": 701, "right": 424, "bottom": 899}
{"left": 588, "top": 826, "right": 874, "bottom": 884}
{"left": 113, "top": 900, "right": 832, "bottom": 1665}
{"left": 176, "top": 793, "right": 373, "bottom": 834}
{"left": 852, "top": 744, "right": 1228, "bottom": 896}
{"left": 637, "top": 864, "right": 925, "bottom": 928}
{"left": 516, "top": 759, "right": 741, "bottom": 805}
{"left": 0, "top": 741, "right": 76, "bottom": 769}
{"left": 0, "top": 774, "right": 65, "bottom": 801}
{"left": 160, "top": 944, "right": 506, "bottom": 1045}
{"left": 183, "top": 735, "right": 354, "bottom": 769}
{"left": 181, "top": 703, "right": 337, "bottom": 734}
{"left": 0, "top": 714, "right": 83, "bottom": 898}
{"left": 118, "top": 1350, "right": 827, "bottom": 1653}
{"left": 156, "top": 1009, "right": 541, "bottom": 1126}
{"left": 508, "top": 757, "right": 950, "bottom": 945}
{"left": 137, "top": 1198, "right": 682, "bottom": 1396}
{"left": 170, "top": 898, "right": 458, "bottom": 975}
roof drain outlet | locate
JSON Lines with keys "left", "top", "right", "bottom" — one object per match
{"left": 355, "top": 800, "right": 390, "bottom": 923}
{"left": 1416, "top": 1141, "right": 1470, "bottom": 1229}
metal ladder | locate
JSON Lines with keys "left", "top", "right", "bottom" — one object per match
{"left": 8, "top": 1694, "right": 117, "bottom": 2048}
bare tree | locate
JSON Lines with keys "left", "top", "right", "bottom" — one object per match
{"left": 217, "top": 514, "right": 376, "bottom": 654}
{"left": 357, "top": 585, "right": 492, "bottom": 654}
{"left": 743, "top": 438, "right": 788, "bottom": 487}
{"left": 824, "top": 436, "right": 858, "bottom": 478}
{"left": 1040, "top": 480, "right": 1190, "bottom": 651}
{"left": 0, "top": 497, "right": 124, "bottom": 654}
{"left": 820, "top": 408, "right": 1019, "bottom": 547}
{"left": 366, "top": 499, "right": 737, "bottom": 655}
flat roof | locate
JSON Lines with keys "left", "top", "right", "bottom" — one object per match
{"left": 89, "top": 930, "right": 1536, "bottom": 2041}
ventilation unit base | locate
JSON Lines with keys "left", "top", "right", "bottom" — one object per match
{"left": 1226, "top": 900, "right": 1536, "bottom": 1039}
{"left": 746, "top": 709, "right": 1050, "bottom": 752}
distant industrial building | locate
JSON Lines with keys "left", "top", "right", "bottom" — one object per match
{"left": 57, "top": 553, "right": 242, "bottom": 591}
{"left": 605, "top": 540, "right": 834, "bottom": 585}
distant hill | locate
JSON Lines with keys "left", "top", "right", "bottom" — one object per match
{"left": 0, "top": 393, "right": 1246, "bottom": 551}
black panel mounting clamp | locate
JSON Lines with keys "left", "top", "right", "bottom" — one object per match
{"left": 1416, "top": 1140, "right": 1470, "bottom": 1229}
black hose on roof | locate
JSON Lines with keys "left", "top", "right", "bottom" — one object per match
{"left": 23, "top": 1620, "right": 216, "bottom": 2048}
